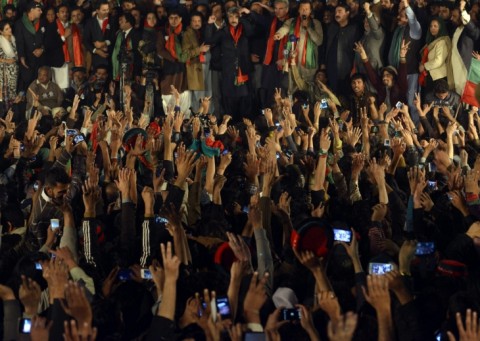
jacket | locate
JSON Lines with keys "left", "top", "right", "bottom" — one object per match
{"left": 423, "top": 35, "right": 453, "bottom": 87}
{"left": 182, "top": 26, "right": 205, "bottom": 91}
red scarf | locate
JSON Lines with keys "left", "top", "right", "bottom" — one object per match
{"left": 293, "top": 17, "right": 308, "bottom": 66}
{"left": 100, "top": 17, "right": 109, "bottom": 34}
{"left": 56, "top": 20, "right": 70, "bottom": 62}
{"left": 419, "top": 47, "right": 429, "bottom": 87}
{"left": 166, "top": 23, "right": 182, "bottom": 60}
{"left": 196, "top": 30, "right": 205, "bottom": 63}
{"left": 71, "top": 24, "right": 84, "bottom": 66}
{"left": 34, "top": 20, "right": 40, "bottom": 31}
{"left": 264, "top": 16, "right": 288, "bottom": 69}
{"left": 229, "top": 24, "right": 248, "bottom": 85}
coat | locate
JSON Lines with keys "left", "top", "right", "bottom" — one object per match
{"left": 205, "top": 17, "right": 254, "bottom": 97}
{"left": 83, "top": 16, "right": 115, "bottom": 68}
{"left": 44, "top": 21, "right": 65, "bottom": 68}
{"left": 423, "top": 35, "right": 453, "bottom": 88}
{"left": 182, "top": 26, "right": 205, "bottom": 91}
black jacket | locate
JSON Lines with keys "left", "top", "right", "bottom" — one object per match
{"left": 83, "top": 15, "right": 115, "bottom": 67}
{"left": 44, "top": 22, "right": 65, "bottom": 68}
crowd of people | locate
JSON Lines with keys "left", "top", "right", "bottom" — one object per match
{"left": 0, "top": 0, "right": 478, "bottom": 339}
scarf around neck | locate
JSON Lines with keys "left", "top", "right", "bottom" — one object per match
{"left": 229, "top": 24, "right": 248, "bottom": 85}
{"left": 288, "top": 17, "right": 315, "bottom": 68}
{"left": 166, "top": 23, "right": 183, "bottom": 61}
{"left": 388, "top": 25, "right": 405, "bottom": 69}
{"left": 22, "top": 13, "right": 40, "bottom": 35}
{"left": 0, "top": 35, "right": 15, "bottom": 58}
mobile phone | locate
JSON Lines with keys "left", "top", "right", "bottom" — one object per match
{"left": 302, "top": 103, "right": 308, "bottom": 109}
{"left": 66, "top": 129, "right": 77, "bottom": 136}
{"left": 333, "top": 228, "right": 352, "bottom": 243}
{"left": 19, "top": 318, "right": 32, "bottom": 334}
{"left": 446, "top": 193, "right": 453, "bottom": 201}
{"left": 384, "top": 139, "right": 391, "bottom": 147}
{"left": 155, "top": 215, "right": 168, "bottom": 224}
{"left": 245, "top": 332, "right": 266, "bottom": 341}
{"left": 261, "top": 109, "right": 265, "bottom": 115}
{"left": 33, "top": 182, "right": 39, "bottom": 191}
{"left": 242, "top": 206, "right": 249, "bottom": 214}
{"left": 395, "top": 101, "right": 404, "bottom": 109}
{"left": 368, "top": 262, "right": 393, "bottom": 275}
{"left": 415, "top": 242, "right": 435, "bottom": 255}
{"left": 20, "top": 143, "right": 25, "bottom": 152}
{"left": 215, "top": 296, "right": 232, "bottom": 319}
{"left": 281, "top": 308, "right": 301, "bottom": 321}
{"left": 222, "top": 149, "right": 229, "bottom": 156}
{"left": 73, "top": 134, "right": 85, "bottom": 145}
{"left": 320, "top": 99, "right": 328, "bottom": 109}
{"left": 428, "top": 162, "right": 437, "bottom": 173}
{"left": 140, "top": 269, "right": 153, "bottom": 279}
{"left": 50, "top": 219, "right": 60, "bottom": 230}
{"left": 427, "top": 180, "right": 438, "bottom": 191}
{"left": 370, "top": 126, "right": 379, "bottom": 134}
{"left": 35, "top": 262, "right": 42, "bottom": 270}
{"left": 276, "top": 152, "right": 280, "bottom": 160}
{"left": 118, "top": 269, "right": 132, "bottom": 281}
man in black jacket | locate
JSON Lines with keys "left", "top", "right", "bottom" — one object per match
{"left": 111, "top": 12, "right": 141, "bottom": 82}
{"left": 14, "top": 1, "right": 45, "bottom": 91}
{"left": 83, "top": 1, "right": 114, "bottom": 70}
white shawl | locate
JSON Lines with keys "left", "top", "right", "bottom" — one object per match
{"left": 0, "top": 35, "right": 16, "bottom": 59}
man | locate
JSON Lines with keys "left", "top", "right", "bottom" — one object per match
{"left": 83, "top": 1, "right": 114, "bottom": 69}
{"left": 112, "top": 12, "right": 141, "bottom": 81}
{"left": 349, "top": 73, "right": 372, "bottom": 123}
{"left": 355, "top": 40, "right": 408, "bottom": 110}
{"left": 70, "top": 7, "right": 88, "bottom": 70}
{"left": 425, "top": 79, "right": 465, "bottom": 128}
{"left": 450, "top": 0, "right": 480, "bottom": 95}
{"left": 206, "top": 7, "right": 254, "bottom": 122}
{"left": 323, "top": 4, "right": 361, "bottom": 98}
{"left": 3, "top": 5, "right": 16, "bottom": 24}
{"left": 14, "top": 1, "right": 45, "bottom": 91}
{"left": 208, "top": 2, "right": 225, "bottom": 116}
{"left": 122, "top": 0, "right": 136, "bottom": 13}
{"left": 274, "top": 0, "right": 323, "bottom": 92}
{"left": 157, "top": 8, "right": 190, "bottom": 113}
{"left": 56, "top": 5, "right": 84, "bottom": 69}
{"left": 260, "top": 0, "right": 289, "bottom": 107}
{"left": 64, "top": 66, "right": 88, "bottom": 107}
{"left": 26, "top": 66, "right": 64, "bottom": 115}
{"left": 182, "top": 11, "right": 211, "bottom": 113}
{"left": 387, "top": 0, "right": 421, "bottom": 123}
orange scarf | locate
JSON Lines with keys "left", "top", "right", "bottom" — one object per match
{"left": 56, "top": 20, "right": 70, "bottom": 62}
{"left": 71, "top": 24, "right": 84, "bottom": 66}
{"left": 229, "top": 24, "right": 248, "bottom": 85}
{"left": 166, "top": 23, "right": 182, "bottom": 60}
{"left": 264, "top": 17, "right": 288, "bottom": 68}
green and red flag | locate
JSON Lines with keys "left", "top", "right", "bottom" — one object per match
{"left": 462, "top": 58, "right": 480, "bottom": 107}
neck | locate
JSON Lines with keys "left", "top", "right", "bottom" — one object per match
{"left": 339, "top": 20, "right": 348, "bottom": 28}
{"left": 277, "top": 15, "right": 286, "bottom": 21}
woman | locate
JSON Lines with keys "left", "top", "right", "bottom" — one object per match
{"left": 0, "top": 20, "right": 18, "bottom": 103}
{"left": 419, "top": 17, "right": 453, "bottom": 91}
{"left": 45, "top": 7, "right": 56, "bottom": 24}
{"left": 139, "top": 12, "right": 161, "bottom": 71}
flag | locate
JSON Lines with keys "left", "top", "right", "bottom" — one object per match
{"left": 462, "top": 58, "right": 480, "bottom": 107}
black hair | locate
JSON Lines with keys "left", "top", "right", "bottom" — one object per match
{"left": 434, "top": 79, "right": 449, "bottom": 94}
{"left": 0, "top": 20, "right": 11, "bottom": 32}
{"left": 120, "top": 11, "right": 136, "bottom": 26}
{"left": 350, "top": 72, "right": 366, "bottom": 82}
{"left": 190, "top": 10, "right": 204, "bottom": 22}
{"left": 55, "top": 3, "right": 69, "bottom": 13}
{"left": 97, "top": 0, "right": 109, "bottom": 10}
{"left": 336, "top": 3, "right": 350, "bottom": 11}
{"left": 94, "top": 64, "right": 109, "bottom": 73}
{"left": 167, "top": 8, "right": 182, "bottom": 17}
{"left": 2, "top": 4, "right": 15, "bottom": 14}
{"left": 44, "top": 167, "right": 71, "bottom": 188}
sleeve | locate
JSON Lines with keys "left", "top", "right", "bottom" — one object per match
{"left": 423, "top": 40, "right": 448, "bottom": 71}
{"left": 362, "top": 58, "right": 382, "bottom": 93}
{"left": 81, "top": 218, "right": 100, "bottom": 267}
{"left": 275, "top": 18, "right": 292, "bottom": 40}
{"left": 367, "top": 14, "right": 383, "bottom": 40}
{"left": 259, "top": 196, "right": 273, "bottom": 246}
{"left": 307, "top": 19, "right": 323, "bottom": 46}
{"left": 120, "top": 202, "right": 137, "bottom": 266}
{"left": 406, "top": 6, "right": 422, "bottom": 40}
{"left": 49, "top": 299, "right": 71, "bottom": 341}
{"left": 59, "top": 225, "right": 78, "bottom": 263}
{"left": 156, "top": 32, "right": 176, "bottom": 62}
{"left": 187, "top": 181, "right": 202, "bottom": 226}
{"left": 140, "top": 217, "right": 160, "bottom": 267}
{"left": 3, "top": 300, "right": 20, "bottom": 341}
{"left": 83, "top": 20, "right": 95, "bottom": 53}
{"left": 253, "top": 228, "right": 274, "bottom": 295}
{"left": 146, "top": 316, "right": 176, "bottom": 341}
{"left": 69, "top": 267, "right": 96, "bottom": 295}
{"left": 464, "top": 18, "right": 480, "bottom": 40}
{"left": 181, "top": 31, "right": 200, "bottom": 61}
{"left": 14, "top": 23, "right": 25, "bottom": 59}
{"left": 290, "top": 64, "right": 309, "bottom": 91}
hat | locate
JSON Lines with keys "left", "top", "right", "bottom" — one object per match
{"left": 51, "top": 107, "right": 66, "bottom": 117}
{"left": 122, "top": 128, "right": 148, "bottom": 152}
{"left": 291, "top": 217, "right": 333, "bottom": 258}
{"left": 71, "top": 66, "right": 86, "bottom": 74}
{"left": 26, "top": 1, "right": 43, "bottom": 11}
{"left": 272, "top": 287, "right": 298, "bottom": 309}
{"left": 437, "top": 260, "right": 468, "bottom": 278}
{"left": 381, "top": 66, "right": 398, "bottom": 77}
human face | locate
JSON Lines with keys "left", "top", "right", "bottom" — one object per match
{"left": 316, "top": 71, "right": 327, "bottom": 84}
{"left": 346, "top": 0, "right": 358, "bottom": 15}
{"left": 197, "top": 5, "right": 208, "bottom": 18}
{"left": 146, "top": 13, "right": 157, "bottom": 27}
{"left": 46, "top": 182, "right": 69, "bottom": 206}
{"left": 381, "top": 0, "right": 392, "bottom": 9}
{"left": 168, "top": 14, "right": 182, "bottom": 28}
{"left": 97, "top": 4, "right": 109, "bottom": 19}
{"left": 382, "top": 71, "right": 394, "bottom": 88}
{"left": 335, "top": 6, "right": 349, "bottom": 24}
{"left": 95, "top": 68, "right": 108, "bottom": 81}
{"left": 327, "top": 0, "right": 338, "bottom": 7}
{"left": 71, "top": 9, "right": 83, "bottom": 24}
{"left": 274, "top": 1, "right": 288, "bottom": 20}
{"left": 299, "top": 3, "right": 312, "bottom": 17}
{"left": 46, "top": 8, "right": 55, "bottom": 23}
{"left": 4, "top": 9, "right": 14, "bottom": 19}
{"left": 212, "top": 4, "right": 223, "bottom": 21}
{"left": 351, "top": 78, "right": 364, "bottom": 96}
{"left": 122, "top": 1, "right": 135, "bottom": 12}
{"left": 131, "top": 9, "right": 141, "bottom": 27}
{"left": 451, "top": 9, "right": 461, "bottom": 26}
{"left": 435, "top": 91, "right": 448, "bottom": 100}
{"left": 119, "top": 16, "right": 130, "bottom": 31}
{"left": 57, "top": 6, "right": 69, "bottom": 22}
{"left": 1, "top": 23, "right": 12, "bottom": 37}
{"left": 157, "top": 6, "right": 166, "bottom": 19}
{"left": 38, "top": 69, "right": 49, "bottom": 84}
{"left": 397, "top": 9, "right": 408, "bottom": 26}
{"left": 227, "top": 13, "right": 239, "bottom": 27}
{"left": 322, "top": 10, "right": 332, "bottom": 24}
{"left": 31, "top": 7, "right": 42, "bottom": 20}
{"left": 429, "top": 20, "right": 440, "bottom": 37}
{"left": 190, "top": 15, "right": 202, "bottom": 30}
{"left": 72, "top": 70, "right": 85, "bottom": 85}
{"left": 439, "top": 6, "right": 450, "bottom": 20}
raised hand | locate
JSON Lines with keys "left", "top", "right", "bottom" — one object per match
{"left": 447, "top": 309, "right": 480, "bottom": 341}
{"left": 19, "top": 276, "right": 41, "bottom": 316}
{"left": 60, "top": 282, "right": 93, "bottom": 337}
